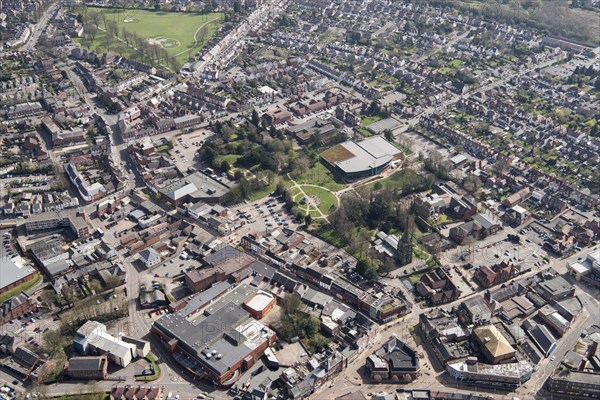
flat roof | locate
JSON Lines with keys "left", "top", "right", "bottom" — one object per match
{"left": 245, "top": 291, "right": 274, "bottom": 312}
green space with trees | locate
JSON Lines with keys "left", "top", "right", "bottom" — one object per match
{"left": 74, "top": 6, "right": 224, "bottom": 69}
{"left": 278, "top": 294, "right": 330, "bottom": 354}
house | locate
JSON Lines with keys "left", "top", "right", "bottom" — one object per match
{"left": 110, "top": 385, "right": 162, "bottom": 400}
{"left": 138, "top": 248, "right": 161, "bottom": 268}
{"left": 504, "top": 205, "right": 529, "bottom": 226}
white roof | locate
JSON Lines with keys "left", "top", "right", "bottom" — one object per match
{"left": 245, "top": 291, "right": 274, "bottom": 311}
{"left": 569, "top": 262, "right": 590, "bottom": 274}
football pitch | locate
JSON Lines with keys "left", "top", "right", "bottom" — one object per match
{"left": 81, "top": 7, "right": 223, "bottom": 67}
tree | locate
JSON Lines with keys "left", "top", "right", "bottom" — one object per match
{"left": 39, "top": 290, "right": 58, "bottom": 310}
{"left": 492, "top": 157, "right": 511, "bottom": 177}
{"left": 221, "top": 160, "right": 230, "bottom": 172}
{"left": 275, "top": 181, "right": 286, "bottom": 196}
{"left": 251, "top": 109, "right": 260, "bottom": 126}
{"left": 384, "top": 129, "right": 394, "bottom": 142}
{"left": 86, "top": 23, "right": 98, "bottom": 41}
{"left": 280, "top": 293, "right": 301, "bottom": 315}
{"left": 88, "top": 11, "right": 100, "bottom": 27}
{"left": 363, "top": 267, "right": 379, "bottom": 283}
{"left": 61, "top": 285, "right": 76, "bottom": 308}
{"left": 304, "top": 214, "right": 312, "bottom": 226}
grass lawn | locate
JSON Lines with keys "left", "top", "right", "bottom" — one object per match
{"left": 220, "top": 154, "right": 241, "bottom": 165}
{"left": 295, "top": 185, "right": 338, "bottom": 216}
{"left": 449, "top": 59, "right": 463, "bottom": 68}
{"left": 292, "top": 162, "right": 346, "bottom": 192}
{"left": 249, "top": 182, "right": 277, "bottom": 201}
{"left": 0, "top": 274, "right": 42, "bottom": 304}
{"left": 79, "top": 7, "right": 223, "bottom": 66}
{"left": 361, "top": 115, "right": 383, "bottom": 127}
{"left": 136, "top": 354, "right": 161, "bottom": 381}
{"left": 363, "top": 168, "right": 424, "bottom": 192}
{"left": 310, "top": 224, "right": 345, "bottom": 248}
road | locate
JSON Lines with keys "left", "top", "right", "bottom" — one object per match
{"left": 21, "top": 1, "right": 60, "bottom": 51}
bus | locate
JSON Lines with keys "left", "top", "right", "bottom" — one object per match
{"left": 96, "top": 228, "right": 104, "bottom": 237}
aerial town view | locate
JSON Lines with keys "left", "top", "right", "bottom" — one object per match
{"left": 0, "top": 0, "right": 599, "bottom": 399}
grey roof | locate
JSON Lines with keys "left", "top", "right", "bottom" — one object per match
{"left": 204, "top": 245, "right": 244, "bottom": 267}
{"left": 527, "top": 323, "right": 556, "bottom": 355}
{"left": 68, "top": 356, "right": 105, "bottom": 371}
{"left": 0, "top": 255, "right": 34, "bottom": 291}
{"left": 536, "top": 276, "right": 572, "bottom": 297}
{"left": 130, "top": 209, "right": 146, "bottom": 220}
{"left": 179, "top": 281, "right": 233, "bottom": 317}
{"left": 472, "top": 213, "right": 498, "bottom": 229}
{"left": 155, "top": 302, "right": 249, "bottom": 351}
{"left": 44, "top": 258, "right": 71, "bottom": 277}
{"left": 302, "top": 288, "right": 333, "bottom": 308}
{"left": 139, "top": 248, "right": 160, "bottom": 263}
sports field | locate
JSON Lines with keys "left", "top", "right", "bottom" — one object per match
{"left": 81, "top": 7, "right": 223, "bottom": 67}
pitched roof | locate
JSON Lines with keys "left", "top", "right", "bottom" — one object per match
{"left": 473, "top": 325, "right": 515, "bottom": 358}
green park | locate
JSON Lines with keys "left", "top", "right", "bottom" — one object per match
{"left": 76, "top": 7, "right": 224, "bottom": 69}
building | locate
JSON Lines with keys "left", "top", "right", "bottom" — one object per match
{"left": 109, "top": 385, "right": 162, "bottom": 400}
{"left": 73, "top": 321, "right": 137, "bottom": 367}
{"left": 473, "top": 262, "right": 519, "bottom": 289}
{"left": 243, "top": 291, "right": 276, "bottom": 319}
{"left": 446, "top": 359, "right": 533, "bottom": 387}
{"left": 64, "top": 163, "right": 107, "bottom": 202}
{"left": 287, "top": 116, "right": 340, "bottom": 145}
{"left": 262, "top": 107, "right": 292, "bottom": 125}
{"left": 414, "top": 268, "right": 460, "bottom": 305}
{"left": 449, "top": 213, "right": 501, "bottom": 244}
{"left": 138, "top": 248, "right": 161, "bottom": 268}
{"left": 184, "top": 246, "right": 256, "bottom": 293}
{"left": 535, "top": 276, "right": 575, "bottom": 301}
{"left": 155, "top": 172, "right": 231, "bottom": 206}
{"left": 546, "top": 367, "right": 600, "bottom": 398}
{"left": 321, "top": 136, "right": 402, "bottom": 181}
{"left": 0, "top": 292, "right": 32, "bottom": 324}
{"left": 524, "top": 321, "right": 557, "bottom": 357}
{"left": 0, "top": 256, "right": 35, "bottom": 295}
{"left": 365, "top": 336, "right": 420, "bottom": 382}
{"left": 67, "top": 356, "right": 108, "bottom": 380}
{"left": 151, "top": 301, "right": 276, "bottom": 385}
{"left": 504, "top": 205, "right": 529, "bottom": 226}
{"left": 472, "top": 325, "right": 515, "bottom": 364}
{"left": 567, "top": 248, "right": 600, "bottom": 286}
{"left": 121, "top": 336, "right": 151, "bottom": 358}
{"left": 21, "top": 210, "right": 89, "bottom": 237}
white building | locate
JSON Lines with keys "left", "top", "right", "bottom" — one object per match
{"left": 73, "top": 321, "right": 136, "bottom": 367}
